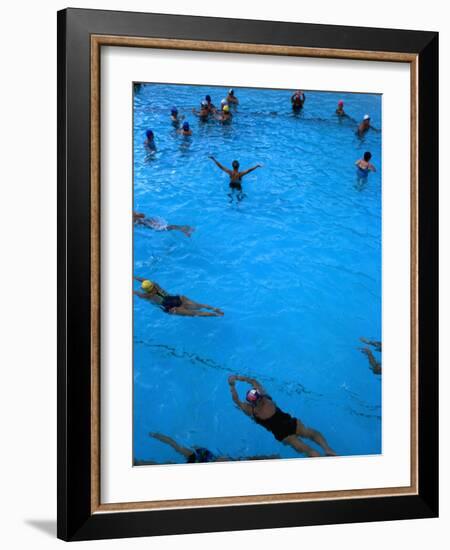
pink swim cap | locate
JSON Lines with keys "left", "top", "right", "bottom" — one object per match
{"left": 338, "top": 100, "right": 344, "bottom": 106}
{"left": 246, "top": 388, "right": 262, "bottom": 403}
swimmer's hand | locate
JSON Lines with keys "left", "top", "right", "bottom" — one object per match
{"left": 228, "top": 375, "right": 237, "bottom": 385}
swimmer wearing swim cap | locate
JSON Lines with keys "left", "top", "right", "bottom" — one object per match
{"left": 192, "top": 100, "right": 209, "bottom": 121}
{"left": 228, "top": 375, "right": 336, "bottom": 457}
{"left": 209, "top": 155, "right": 262, "bottom": 191}
{"left": 204, "top": 94, "right": 216, "bottom": 113}
{"left": 336, "top": 100, "right": 345, "bottom": 117}
{"left": 144, "top": 129, "right": 156, "bottom": 151}
{"left": 226, "top": 88, "right": 239, "bottom": 105}
{"left": 357, "top": 114, "right": 372, "bottom": 136}
{"left": 170, "top": 107, "right": 185, "bottom": 128}
{"left": 291, "top": 90, "right": 306, "bottom": 111}
{"left": 133, "top": 276, "right": 224, "bottom": 317}
{"left": 215, "top": 103, "right": 233, "bottom": 123}
{"left": 178, "top": 120, "right": 192, "bottom": 136}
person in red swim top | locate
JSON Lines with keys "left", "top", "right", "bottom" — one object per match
{"left": 228, "top": 374, "right": 336, "bottom": 457}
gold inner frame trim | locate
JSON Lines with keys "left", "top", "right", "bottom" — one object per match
{"left": 90, "top": 35, "right": 419, "bottom": 514}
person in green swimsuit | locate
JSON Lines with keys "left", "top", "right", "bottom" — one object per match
{"left": 133, "top": 277, "right": 224, "bottom": 317}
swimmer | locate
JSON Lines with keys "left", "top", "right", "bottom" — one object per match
{"left": 142, "top": 432, "right": 281, "bottom": 464}
{"left": 336, "top": 100, "right": 346, "bottom": 116}
{"left": 228, "top": 375, "right": 336, "bottom": 457}
{"left": 357, "top": 114, "right": 371, "bottom": 136}
{"left": 355, "top": 152, "right": 376, "bottom": 179}
{"left": 205, "top": 94, "right": 216, "bottom": 113}
{"left": 133, "top": 277, "right": 224, "bottom": 317}
{"left": 226, "top": 88, "right": 239, "bottom": 105}
{"left": 192, "top": 100, "right": 209, "bottom": 121}
{"left": 208, "top": 156, "right": 262, "bottom": 191}
{"left": 144, "top": 129, "right": 156, "bottom": 152}
{"left": 133, "top": 212, "right": 194, "bottom": 237}
{"left": 220, "top": 98, "right": 228, "bottom": 111}
{"left": 215, "top": 104, "right": 232, "bottom": 123}
{"left": 291, "top": 90, "right": 306, "bottom": 111}
{"left": 170, "top": 107, "right": 184, "bottom": 128}
{"left": 359, "top": 338, "right": 382, "bottom": 375}
{"left": 177, "top": 121, "right": 193, "bottom": 136}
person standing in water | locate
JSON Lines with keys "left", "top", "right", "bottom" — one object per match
{"left": 133, "top": 277, "right": 224, "bottom": 317}
{"left": 204, "top": 94, "right": 216, "bottom": 114}
{"left": 170, "top": 107, "right": 184, "bottom": 128}
{"left": 336, "top": 100, "right": 346, "bottom": 116}
{"left": 177, "top": 121, "right": 193, "bottom": 136}
{"left": 144, "top": 129, "right": 156, "bottom": 152}
{"left": 228, "top": 375, "right": 336, "bottom": 457}
{"left": 226, "top": 88, "right": 239, "bottom": 105}
{"left": 357, "top": 114, "right": 372, "bottom": 136}
{"left": 208, "top": 156, "right": 262, "bottom": 191}
{"left": 192, "top": 100, "right": 210, "bottom": 121}
{"left": 355, "top": 152, "right": 376, "bottom": 179}
{"left": 215, "top": 104, "right": 233, "bottom": 123}
{"left": 291, "top": 90, "right": 306, "bottom": 111}
{"left": 133, "top": 212, "right": 194, "bottom": 237}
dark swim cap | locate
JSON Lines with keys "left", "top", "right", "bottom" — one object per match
{"left": 146, "top": 129, "right": 154, "bottom": 139}
{"left": 232, "top": 160, "right": 239, "bottom": 170}
{"left": 205, "top": 95, "right": 211, "bottom": 102}
{"left": 171, "top": 107, "right": 178, "bottom": 115}
{"left": 363, "top": 151, "right": 372, "bottom": 161}
{"left": 183, "top": 121, "right": 190, "bottom": 131}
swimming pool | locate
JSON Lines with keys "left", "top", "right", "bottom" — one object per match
{"left": 133, "top": 83, "right": 382, "bottom": 464}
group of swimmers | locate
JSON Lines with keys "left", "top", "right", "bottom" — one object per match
{"left": 135, "top": 86, "right": 381, "bottom": 463}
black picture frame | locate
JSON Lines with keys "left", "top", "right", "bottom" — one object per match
{"left": 57, "top": 8, "right": 438, "bottom": 541}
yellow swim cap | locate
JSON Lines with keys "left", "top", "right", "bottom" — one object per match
{"left": 141, "top": 280, "right": 154, "bottom": 292}
{"left": 223, "top": 105, "right": 230, "bottom": 112}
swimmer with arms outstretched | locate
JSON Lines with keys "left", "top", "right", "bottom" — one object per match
{"left": 133, "top": 277, "right": 224, "bottom": 317}
{"left": 228, "top": 375, "right": 336, "bottom": 457}
{"left": 133, "top": 212, "right": 194, "bottom": 237}
{"left": 209, "top": 156, "right": 262, "bottom": 191}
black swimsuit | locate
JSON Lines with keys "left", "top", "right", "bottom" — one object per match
{"left": 252, "top": 397, "right": 298, "bottom": 442}
{"left": 160, "top": 295, "right": 182, "bottom": 313}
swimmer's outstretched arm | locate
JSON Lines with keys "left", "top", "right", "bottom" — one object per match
{"left": 208, "top": 155, "right": 232, "bottom": 175}
{"left": 133, "top": 290, "right": 148, "bottom": 299}
{"left": 134, "top": 275, "right": 145, "bottom": 282}
{"left": 234, "top": 375, "right": 266, "bottom": 395}
{"left": 228, "top": 376, "right": 253, "bottom": 415}
{"left": 240, "top": 164, "right": 262, "bottom": 177}
{"left": 149, "top": 432, "right": 193, "bottom": 459}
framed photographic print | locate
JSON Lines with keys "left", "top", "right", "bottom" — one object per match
{"left": 57, "top": 8, "right": 439, "bottom": 541}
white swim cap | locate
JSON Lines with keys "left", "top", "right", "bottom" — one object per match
{"left": 221, "top": 98, "right": 227, "bottom": 105}
{"left": 363, "top": 114, "right": 370, "bottom": 120}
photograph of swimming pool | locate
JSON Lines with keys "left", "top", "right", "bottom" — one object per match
{"left": 132, "top": 82, "right": 382, "bottom": 466}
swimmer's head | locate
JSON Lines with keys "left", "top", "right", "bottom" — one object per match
{"left": 171, "top": 107, "right": 178, "bottom": 116}
{"left": 141, "top": 280, "right": 154, "bottom": 293}
{"left": 363, "top": 114, "right": 370, "bottom": 121}
{"left": 363, "top": 151, "right": 372, "bottom": 162}
{"left": 201, "top": 100, "right": 208, "bottom": 107}
{"left": 246, "top": 388, "right": 262, "bottom": 403}
{"left": 183, "top": 121, "right": 190, "bottom": 131}
{"left": 221, "top": 98, "right": 227, "bottom": 106}
{"left": 338, "top": 100, "right": 344, "bottom": 107}
{"left": 223, "top": 105, "right": 230, "bottom": 113}
{"left": 232, "top": 160, "right": 239, "bottom": 170}
{"left": 205, "top": 94, "right": 212, "bottom": 103}
{"left": 228, "top": 88, "right": 234, "bottom": 96}
{"left": 146, "top": 129, "right": 154, "bottom": 140}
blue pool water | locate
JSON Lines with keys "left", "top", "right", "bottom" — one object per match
{"left": 133, "top": 83, "right": 382, "bottom": 464}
